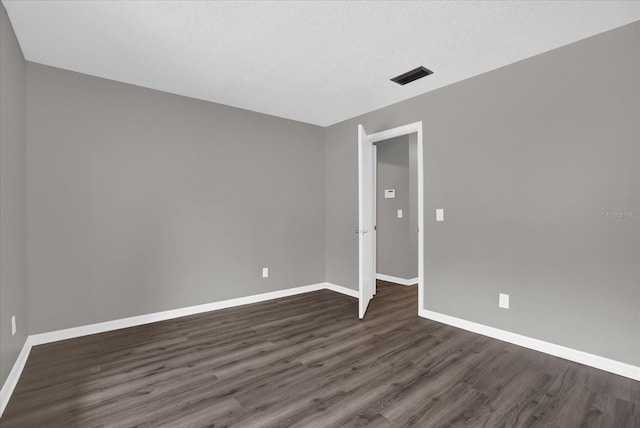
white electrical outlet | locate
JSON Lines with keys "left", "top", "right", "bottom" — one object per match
{"left": 499, "top": 293, "right": 510, "bottom": 309}
{"left": 262, "top": 267, "right": 269, "bottom": 278}
{"left": 436, "top": 209, "right": 444, "bottom": 222}
{"left": 11, "top": 315, "right": 16, "bottom": 336}
{"left": 397, "top": 209, "right": 403, "bottom": 219}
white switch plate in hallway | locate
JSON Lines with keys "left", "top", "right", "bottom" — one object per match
{"left": 436, "top": 209, "right": 444, "bottom": 222}
{"left": 11, "top": 315, "right": 16, "bottom": 336}
{"left": 262, "top": 267, "right": 269, "bottom": 278}
{"left": 499, "top": 293, "right": 509, "bottom": 309}
{"left": 397, "top": 209, "right": 403, "bottom": 218}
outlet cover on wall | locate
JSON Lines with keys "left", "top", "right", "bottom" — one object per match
{"left": 499, "top": 293, "right": 510, "bottom": 309}
{"left": 397, "top": 209, "right": 403, "bottom": 218}
{"left": 436, "top": 209, "right": 444, "bottom": 222}
{"left": 262, "top": 267, "right": 269, "bottom": 278}
{"left": 11, "top": 315, "right": 16, "bottom": 336}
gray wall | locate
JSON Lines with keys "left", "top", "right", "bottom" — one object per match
{"left": 325, "top": 22, "right": 639, "bottom": 366}
{"left": 375, "top": 135, "right": 418, "bottom": 280}
{"left": 26, "top": 63, "right": 326, "bottom": 334}
{"left": 0, "top": 3, "right": 28, "bottom": 386}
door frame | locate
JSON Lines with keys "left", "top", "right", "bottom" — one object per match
{"left": 359, "top": 121, "right": 424, "bottom": 315}
{"left": 372, "top": 145, "right": 377, "bottom": 296}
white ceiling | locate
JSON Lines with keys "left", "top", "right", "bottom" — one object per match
{"left": 3, "top": 1, "right": 639, "bottom": 126}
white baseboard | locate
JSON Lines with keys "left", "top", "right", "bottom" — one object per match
{"left": 30, "top": 283, "right": 329, "bottom": 346}
{"left": 0, "top": 337, "right": 32, "bottom": 416}
{"left": 0, "top": 281, "right": 359, "bottom": 417}
{"left": 325, "top": 282, "right": 359, "bottom": 298}
{"left": 376, "top": 273, "right": 418, "bottom": 286}
{"left": 419, "top": 308, "right": 640, "bottom": 381}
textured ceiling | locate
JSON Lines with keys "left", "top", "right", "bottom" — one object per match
{"left": 3, "top": 1, "right": 639, "bottom": 126}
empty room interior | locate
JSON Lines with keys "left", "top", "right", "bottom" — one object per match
{"left": 1, "top": 1, "right": 639, "bottom": 427}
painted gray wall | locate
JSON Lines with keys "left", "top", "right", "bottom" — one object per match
{"left": 0, "top": 3, "right": 28, "bottom": 385}
{"left": 325, "top": 22, "right": 639, "bottom": 366}
{"left": 26, "top": 63, "right": 326, "bottom": 334}
{"left": 375, "top": 135, "right": 418, "bottom": 280}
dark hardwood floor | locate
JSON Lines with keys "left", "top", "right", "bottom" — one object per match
{"left": 1, "top": 281, "right": 638, "bottom": 427}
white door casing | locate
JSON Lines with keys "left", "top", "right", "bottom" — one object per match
{"left": 372, "top": 145, "right": 377, "bottom": 296}
{"left": 358, "top": 121, "right": 424, "bottom": 317}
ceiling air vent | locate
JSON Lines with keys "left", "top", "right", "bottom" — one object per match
{"left": 391, "top": 66, "right": 433, "bottom": 85}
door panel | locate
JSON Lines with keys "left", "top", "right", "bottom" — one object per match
{"left": 358, "top": 125, "right": 375, "bottom": 319}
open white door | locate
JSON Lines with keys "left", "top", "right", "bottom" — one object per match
{"left": 358, "top": 124, "right": 375, "bottom": 319}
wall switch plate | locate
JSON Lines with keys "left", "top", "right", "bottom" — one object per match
{"left": 262, "top": 267, "right": 269, "bottom": 278}
{"left": 499, "top": 293, "right": 509, "bottom": 309}
{"left": 397, "top": 209, "right": 403, "bottom": 218}
{"left": 11, "top": 316, "right": 16, "bottom": 336}
{"left": 436, "top": 209, "right": 444, "bottom": 222}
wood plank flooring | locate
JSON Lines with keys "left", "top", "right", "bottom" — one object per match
{"left": 1, "top": 281, "right": 638, "bottom": 427}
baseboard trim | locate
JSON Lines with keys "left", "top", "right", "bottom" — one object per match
{"left": 0, "top": 337, "right": 32, "bottom": 416}
{"left": 325, "top": 282, "right": 359, "bottom": 298}
{"left": 419, "top": 308, "right": 640, "bottom": 381}
{"left": 30, "top": 283, "right": 330, "bottom": 346}
{"left": 0, "top": 281, "right": 359, "bottom": 417}
{"left": 376, "top": 273, "right": 418, "bottom": 286}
